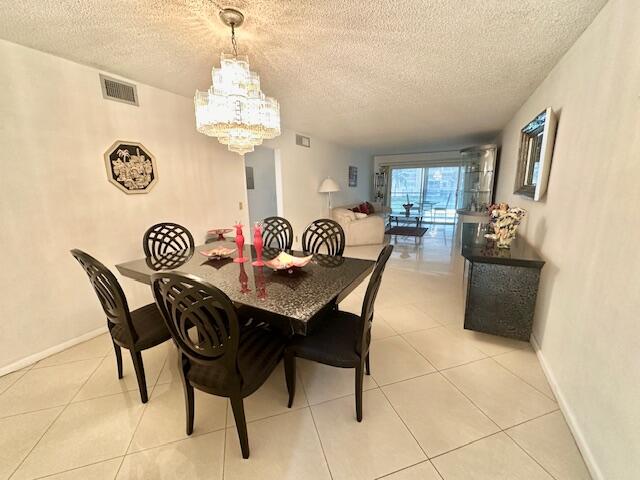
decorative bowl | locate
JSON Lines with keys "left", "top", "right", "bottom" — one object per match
{"left": 265, "top": 252, "right": 313, "bottom": 271}
{"left": 207, "top": 228, "right": 234, "bottom": 241}
{"left": 199, "top": 247, "right": 236, "bottom": 260}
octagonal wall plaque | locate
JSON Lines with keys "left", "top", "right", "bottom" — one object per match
{"left": 104, "top": 141, "right": 158, "bottom": 194}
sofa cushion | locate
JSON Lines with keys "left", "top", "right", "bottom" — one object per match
{"left": 354, "top": 212, "right": 368, "bottom": 219}
{"left": 333, "top": 208, "right": 356, "bottom": 222}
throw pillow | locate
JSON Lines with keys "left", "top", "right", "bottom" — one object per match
{"left": 355, "top": 212, "right": 368, "bottom": 219}
{"left": 358, "top": 202, "right": 370, "bottom": 215}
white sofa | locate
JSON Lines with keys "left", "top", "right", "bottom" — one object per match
{"left": 331, "top": 205, "right": 385, "bottom": 246}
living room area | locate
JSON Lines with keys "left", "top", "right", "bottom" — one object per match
{"left": 0, "top": 1, "right": 637, "bottom": 479}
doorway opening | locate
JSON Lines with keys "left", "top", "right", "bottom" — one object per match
{"left": 244, "top": 147, "right": 281, "bottom": 231}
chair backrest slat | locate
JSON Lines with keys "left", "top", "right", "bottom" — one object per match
{"left": 262, "top": 216, "right": 293, "bottom": 251}
{"left": 143, "top": 223, "right": 195, "bottom": 259}
{"left": 302, "top": 219, "right": 345, "bottom": 256}
{"left": 70, "top": 249, "right": 137, "bottom": 342}
{"left": 357, "top": 245, "right": 394, "bottom": 354}
{"left": 152, "top": 272, "right": 240, "bottom": 373}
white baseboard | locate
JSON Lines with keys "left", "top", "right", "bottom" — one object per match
{"left": 0, "top": 326, "right": 108, "bottom": 377}
{"left": 530, "top": 334, "right": 603, "bottom": 480}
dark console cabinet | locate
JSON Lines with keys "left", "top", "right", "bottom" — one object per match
{"left": 461, "top": 223, "right": 545, "bottom": 341}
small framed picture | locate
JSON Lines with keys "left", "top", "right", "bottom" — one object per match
{"left": 348, "top": 166, "right": 358, "bottom": 187}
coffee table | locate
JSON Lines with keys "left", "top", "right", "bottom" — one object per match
{"left": 387, "top": 208, "right": 428, "bottom": 228}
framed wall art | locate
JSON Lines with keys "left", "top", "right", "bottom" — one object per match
{"left": 104, "top": 141, "right": 157, "bottom": 194}
{"left": 348, "top": 166, "right": 358, "bottom": 187}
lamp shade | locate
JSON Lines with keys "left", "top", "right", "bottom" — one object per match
{"left": 318, "top": 177, "right": 340, "bottom": 193}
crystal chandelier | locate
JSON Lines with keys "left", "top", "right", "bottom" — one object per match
{"left": 194, "top": 8, "right": 281, "bottom": 155}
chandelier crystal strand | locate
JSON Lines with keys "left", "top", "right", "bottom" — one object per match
{"left": 194, "top": 9, "right": 281, "bottom": 156}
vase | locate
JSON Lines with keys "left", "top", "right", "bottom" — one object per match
{"left": 252, "top": 223, "right": 264, "bottom": 267}
{"left": 234, "top": 224, "right": 247, "bottom": 263}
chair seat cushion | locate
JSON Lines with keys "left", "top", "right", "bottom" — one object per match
{"left": 287, "top": 311, "right": 362, "bottom": 368}
{"left": 111, "top": 303, "right": 171, "bottom": 350}
{"left": 187, "top": 325, "right": 286, "bottom": 397}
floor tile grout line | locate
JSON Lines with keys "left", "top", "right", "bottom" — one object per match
{"left": 116, "top": 349, "right": 170, "bottom": 478}
{"left": 437, "top": 369, "right": 503, "bottom": 432}
{"left": 374, "top": 459, "right": 444, "bottom": 480}
{"left": 429, "top": 457, "right": 448, "bottom": 480}
{"left": 0, "top": 403, "right": 71, "bottom": 421}
{"left": 502, "top": 408, "right": 561, "bottom": 431}
{"left": 30, "top": 455, "right": 124, "bottom": 480}
{"left": 374, "top": 370, "right": 439, "bottom": 389}
{"left": 490, "top": 355, "right": 558, "bottom": 401}
{"left": 478, "top": 356, "right": 558, "bottom": 405}
{"left": 299, "top": 370, "right": 334, "bottom": 480}
{"left": 396, "top": 330, "right": 544, "bottom": 396}
{"left": 8, "top": 354, "right": 105, "bottom": 479}
{"left": 118, "top": 424, "right": 228, "bottom": 456}
{"left": 391, "top": 324, "right": 554, "bottom": 402}
{"left": 31, "top": 352, "right": 112, "bottom": 370}
{"left": 421, "top": 408, "right": 564, "bottom": 464}
{"left": 503, "top": 428, "right": 560, "bottom": 480}
{"left": 68, "top": 355, "right": 111, "bottom": 404}
{"left": 0, "top": 369, "right": 30, "bottom": 396}
{"left": 377, "top": 384, "right": 430, "bottom": 460}
{"left": 428, "top": 430, "right": 506, "bottom": 462}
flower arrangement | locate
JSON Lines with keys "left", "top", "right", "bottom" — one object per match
{"left": 402, "top": 194, "right": 414, "bottom": 216}
{"left": 484, "top": 203, "right": 526, "bottom": 248}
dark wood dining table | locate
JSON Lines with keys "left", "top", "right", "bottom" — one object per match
{"left": 115, "top": 243, "right": 375, "bottom": 335}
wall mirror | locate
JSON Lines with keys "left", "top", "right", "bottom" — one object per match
{"left": 514, "top": 107, "right": 557, "bottom": 201}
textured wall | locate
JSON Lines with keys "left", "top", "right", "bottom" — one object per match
{"left": 494, "top": 1, "right": 640, "bottom": 478}
{"left": 0, "top": 39, "right": 249, "bottom": 370}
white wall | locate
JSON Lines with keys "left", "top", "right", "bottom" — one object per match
{"left": 0, "top": 39, "right": 249, "bottom": 371}
{"left": 265, "top": 130, "right": 373, "bottom": 246}
{"left": 245, "top": 147, "right": 277, "bottom": 228}
{"left": 494, "top": 1, "right": 639, "bottom": 478}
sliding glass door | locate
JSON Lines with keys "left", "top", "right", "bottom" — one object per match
{"left": 389, "top": 165, "right": 463, "bottom": 224}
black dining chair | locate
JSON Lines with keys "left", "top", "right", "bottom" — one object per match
{"left": 70, "top": 249, "right": 171, "bottom": 403}
{"left": 143, "top": 222, "right": 195, "bottom": 258}
{"left": 151, "top": 272, "right": 286, "bottom": 459}
{"left": 284, "top": 244, "right": 393, "bottom": 421}
{"left": 262, "top": 216, "right": 294, "bottom": 250}
{"left": 301, "top": 218, "right": 345, "bottom": 256}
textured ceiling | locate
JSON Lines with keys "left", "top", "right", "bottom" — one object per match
{"left": 0, "top": 0, "right": 607, "bottom": 151}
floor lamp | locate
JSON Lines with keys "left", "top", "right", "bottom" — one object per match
{"left": 318, "top": 177, "right": 340, "bottom": 214}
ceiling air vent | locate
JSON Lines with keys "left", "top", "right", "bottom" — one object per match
{"left": 99, "top": 74, "right": 138, "bottom": 106}
{"left": 296, "top": 134, "right": 311, "bottom": 148}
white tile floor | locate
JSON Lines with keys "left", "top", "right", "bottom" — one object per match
{"left": 0, "top": 225, "right": 592, "bottom": 479}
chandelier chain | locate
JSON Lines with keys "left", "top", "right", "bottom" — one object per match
{"left": 231, "top": 23, "right": 238, "bottom": 57}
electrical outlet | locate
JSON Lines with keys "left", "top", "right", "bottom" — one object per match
{"left": 239, "top": 201, "right": 243, "bottom": 210}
